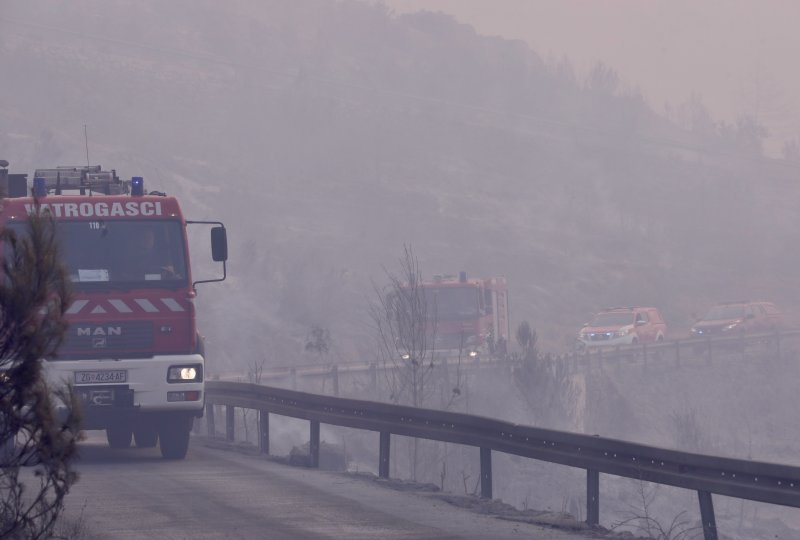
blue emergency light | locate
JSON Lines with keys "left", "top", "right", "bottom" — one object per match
{"left": 33, "top": 177, "right": 47, "bottom": 197}
{"left": 131, "top": 176, "right": 144, "bottom": 196}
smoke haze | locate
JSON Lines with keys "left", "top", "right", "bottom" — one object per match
{"left": 2, "top": 2, "right": 800, "bottom": 534}
{"left": 382, "top": 0, "right": 800, "bottom": 155}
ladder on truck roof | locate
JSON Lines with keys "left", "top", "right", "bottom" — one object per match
{"left": 32, "top": 166, "right": 130, "bottom": 195}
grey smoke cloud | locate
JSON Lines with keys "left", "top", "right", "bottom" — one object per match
{"left": 381, "top": 0, "right": 800, "bottom": 154}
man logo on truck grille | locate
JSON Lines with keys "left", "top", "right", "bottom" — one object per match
{"left": 64, "top": 322, "right": 152, "bottom": 351}
{"left": 77, "top": 326, "right": 122, "bottom": 337}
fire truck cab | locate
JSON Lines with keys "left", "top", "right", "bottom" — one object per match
{"left": 423, "top": 272, "right": 509, "bottom": 357}
{"left": 0, "top": 165, "right": 227, "bottom": 459}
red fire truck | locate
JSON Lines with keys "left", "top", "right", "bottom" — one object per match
{"left": 422, "top": 272, "right": 509, "bottom": 357}
{"left": 0, "top": 165, "right": 227, "bottom": 459}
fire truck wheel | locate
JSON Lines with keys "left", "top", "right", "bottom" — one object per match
{"left": 133, "top": 426, "right": 158, "bottom": 448}
{"left": 107, "top": 426, "right": 133, "bottom": 449}
{"left": 159, "top": 416, "right": 191, "bottom": 460}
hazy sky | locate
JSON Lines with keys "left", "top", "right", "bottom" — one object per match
{"left": 380, "top": 0, "right": 800, "bottom": 154}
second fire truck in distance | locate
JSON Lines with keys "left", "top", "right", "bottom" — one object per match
{"left": 421, "top": 272, "right": 510, "bottom": 358}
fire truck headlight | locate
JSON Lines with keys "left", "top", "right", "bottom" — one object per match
{"left": 468, "top": 350, "right": 479, "bottom": 358}
{"left": 167, "top": 364, "right": 202, "bottom": 383}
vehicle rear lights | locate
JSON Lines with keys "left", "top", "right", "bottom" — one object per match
{"left": 167, "top": 364, "right": 202, "bottom": 382}
{"left": 131, "top": 176, "right": 144, "bottom": 196}
{"left": 167, "top": 390, "right": 201, "bottom": 402}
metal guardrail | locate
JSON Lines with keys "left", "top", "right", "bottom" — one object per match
{"left": 573, "top": 328, "right": 799, "bottom": 366}
{"left": 214, "top": 329, "right": 800, "bottom": 395}
{"left": 204, "top": 381, "right": 800, "bottom": 540}
{"left": 215, "top": 353, "right": 484, "bottom": 386}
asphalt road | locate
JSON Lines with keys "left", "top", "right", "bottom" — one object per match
{"left": 61, "top": 434, "right": 594, "bottom": 540}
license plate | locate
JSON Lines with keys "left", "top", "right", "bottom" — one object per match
{"left": 74, "top": 370, "right": 128, "bottom": 384}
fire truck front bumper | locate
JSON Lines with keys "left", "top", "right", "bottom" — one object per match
{"left": 44, "top": 354, "right": 205, "bottom": 423}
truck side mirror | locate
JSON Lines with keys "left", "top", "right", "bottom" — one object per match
{"left": 211, "top": 226, "right": 227, "bottom": 262}
{"left": 188, "top": 219, "right": 227, "bottom": 289}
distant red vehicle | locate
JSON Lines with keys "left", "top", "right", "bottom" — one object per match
{"left": 400, "top": 272, "right": 510, "bottom": 357}
{"left": 690, "top": 301, "right": 782, "bottom": 337}
{"left": 577, "top": 307, "right": 667, "bottom": 351}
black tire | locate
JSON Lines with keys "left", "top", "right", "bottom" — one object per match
{"left": 107, "top": 426, "right": 133, "bottom": 449}
{"left": 631, "top": 337, "right": 639, "bottom": 345}
{"left": 656, "top": 334, "right": 664, "bottom": 342}
{"left": 159, "top": 416, "right": 191, "bottom": 460}
{"left": 134, "top": 426, "right": 158, "bottom": 448}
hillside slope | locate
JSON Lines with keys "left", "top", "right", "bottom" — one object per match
{"left": 2, "top": 0, "right": 799, "bottom": 367}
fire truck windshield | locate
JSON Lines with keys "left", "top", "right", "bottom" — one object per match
{"left": 429, "top": 286, "right": 480, "bottom": 320}
{"left": 6, "top": 220, "right": 188, "bottom": 289}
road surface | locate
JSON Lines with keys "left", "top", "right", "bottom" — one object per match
{"left": 61, "top": 434, "right": 597, "bottom": 539}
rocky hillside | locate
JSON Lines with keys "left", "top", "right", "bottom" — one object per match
{"left": 2, "top": 0, "right": 799, "bottom": 369}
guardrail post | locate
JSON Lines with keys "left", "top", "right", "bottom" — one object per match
{"left": 502, "top": 351, "right": 512, "bottom": 377}
{"left": 369, "top": 363, "right": 378, "bottom": 396}
{"left": 290, "top": 367, "right": 297, "bottom": 391}
{"left": 675, "top": 340, "right": 681, "bottom": 368}
{"left": 642, "top": 343, "right": 648, "bottom": 372}
{"left": 331, "top": 365, "right": 339, "bottom": 397}
{"left": 597, "top": 348, "right": 603, "bottom": 371}
{"left": 697, "top": 490, "right": 718, "bottom": 540}
{"left": 740, "top": 332, "right": 746, "bottom": 362}
{"left": 706, "top": 337, "right": 712, "bottom": 365}
{"left": 586, "top": 469, "right": 599, "bottom": 526}
{"left": 480, "top": 447, "right": 492, "bottom": 499}
{"left": 259, "top": 410, "right": 270, "bottom": 454}
{"left": 226, "top": 405, "right": 235, "bottom": 441}
{"left": 379, "top": 431, "right": 390, "bottom": 478}
{"left": 775, "top": 329, "right": 782, "bottom": 362}
{"left": 206, "top": 403, "right": 215, "bottom": 437}
{"left": 309, "top": 420, "right": 320, "bottom": 468}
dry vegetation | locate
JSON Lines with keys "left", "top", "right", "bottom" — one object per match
{"left": 0, "top": 207, "right": 81, "bottom": 538}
